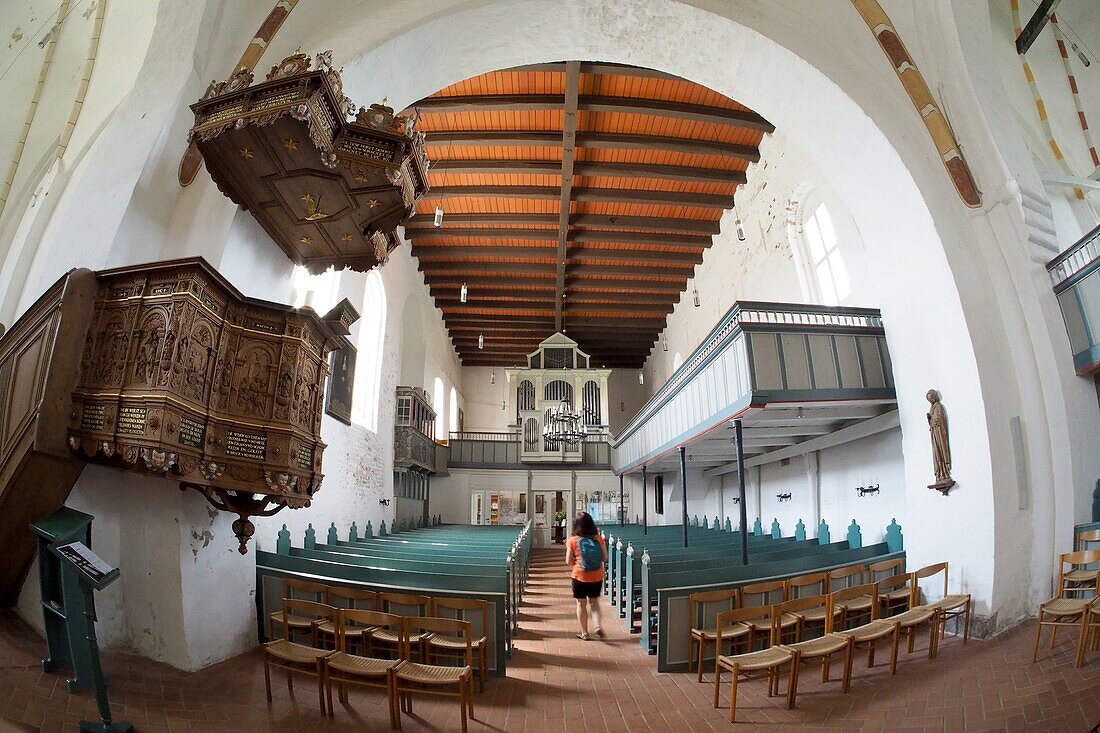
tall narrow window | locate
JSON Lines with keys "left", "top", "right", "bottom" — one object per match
{"left": 449, "top": 386, "right": 459, "bottom": 435}
{"left": 654, "top": 475, "right": 665, "bottom": 515}
{"left": 433, "top": 377, "right": 445, "bottom": 440}
{"left": 352, "top": 270, "right": 386, "bottom": 431}
{"left": 803, "top": 202, "right": 850, "bottom": 306}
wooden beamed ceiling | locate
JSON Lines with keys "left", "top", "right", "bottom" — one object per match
{"left": 404, "top": 61, "right": 773, "bottom": 367}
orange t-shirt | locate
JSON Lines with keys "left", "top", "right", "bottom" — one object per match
{"left": 567, "top": 534, "right": 607, "bottom": 582}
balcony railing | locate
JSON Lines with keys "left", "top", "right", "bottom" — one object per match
{"left": 447, "top": 431, "right": 611, "bottom": 469}
{"left": 1047, "top": 223, "right": 1100, "bottom": 375}
{"left": 612, "top": 301, "right": 894, "bottom": 473}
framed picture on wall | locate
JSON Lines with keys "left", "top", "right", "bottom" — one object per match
{"left": 325, "top": 336, "right": 355, "bottom": 425}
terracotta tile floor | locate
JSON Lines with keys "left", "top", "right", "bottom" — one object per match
{"left": 2, "top": 549, "right": 1099, "bottom": 732}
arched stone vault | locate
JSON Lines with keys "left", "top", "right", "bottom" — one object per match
{"left": 6, "top": 0, "right": 1098, "bottom": 638}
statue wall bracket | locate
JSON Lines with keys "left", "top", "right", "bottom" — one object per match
{"left": 927, "top": 479, "right": 956, "bottom": 496}
{"left": 181, "top": 484, "right": 288, "bottom": 553}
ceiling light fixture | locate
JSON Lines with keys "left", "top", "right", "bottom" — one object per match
{"left": 732, "top": 196, "right": 747, "bottom": 242}
{"left": 797, "top": 406, "right": 805, "bottom": 419}
{"left": 490, "top": 369, "right": 495, "bottom": 384}
{"left": 478, "top": 334, "right": 484, "bottom": 350}
{"left": 460, "top": 282, "right": 468, "bottom": 303}
{"left": 692, "top": 283, "right": 701, "bottom": 308}
{"left": 639, "top": 371, "right": 644, "bottom": 385}
{"left": 434, "top": 204, "right": 444, "bottom": 228}
{"left": 662, "top": 338, "right": 668, "bottom": 352}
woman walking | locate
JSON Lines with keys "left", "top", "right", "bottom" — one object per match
{"left": 565, "top": 512, "right": 608, "bottom": 640}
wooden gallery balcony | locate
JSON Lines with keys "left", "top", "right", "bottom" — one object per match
{"left": 612, "top": 301, "right": 898, "bottom": 476}
{"left": 1048, "top": 223, "right": 1100, "bottom": 376}
{"left": 446, "top": 431, "right": 612, "bottom": 470}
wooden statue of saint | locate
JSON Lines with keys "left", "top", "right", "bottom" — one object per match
{"left": 926, "top": 389, "right": 956, "bottom": 494}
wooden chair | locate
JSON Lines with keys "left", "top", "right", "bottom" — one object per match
{"left": 868, "top": 558, "right": 905, "bottom": 582}
{"left": 322, "top": 610, "right": 401, "bottom": 726}
{"left": 913, "top": 563, "right": 972, "bottom": 643}
{"left": 318, "top": 588, "right": 379, "bottom": 651}
{"left": 266, "top": 578, "right": 327, "bottom": 640}
{"left": 392, "top": 617, "right": 475, "bottom": 733}
{"left": 428, "top": 597, "right": 490, "bottom": 692}
{"left": 786, "top": 573, "right": 839, "bottom": 633}
{"left": 828, "top": 565, "right": 874, "bottom": 629}
{"left": 688, "top": 588, "right": 747, "bottom": 683}
{"left": 712, "top": 606, "right": 797, "bottom": 723}
{"left": 887, "top": 596, "right": 941, "bottom": 670}
{"left": 740, "top": 580, "right": 796, "bottom": 649}
{"left": 372, "top": 592, "right": 432, "bottom": 660}
{"left": 1075, "top": 528, "right": 1100, "bottom": 552}
{"left": 262, "top": 599, "right": 337, "bottom": 714}
{"left": 776, "top": 595, "right": 856, "bottom": 703}
{"left": 1029, "top": 550, "right": 1100, "bottom": 664}
{"left": 875, "top": 571, "right": 913, "bottom": 618}
{"left": 828, "top": 582, "right": 900, "bottom": 673}
{"left": 1058, "top": 549, "right": 1100, "bottom": 599}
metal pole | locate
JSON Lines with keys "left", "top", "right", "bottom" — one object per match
{"left": 734, "top": 419, "right": 749, "bottom": 566}
{"left": 641, "top": 465, "right": 648, "bottom": 535}
{"left": 679, "top": 446, "right": 689, "bottom": 548}
{"left": 619, "top": 474, "right": 625, "bottom": 526}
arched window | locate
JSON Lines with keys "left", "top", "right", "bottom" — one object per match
{"left": 449, "top": 386, "right": 459, "bottom": 434}
{"left": 352, "top": 270, "right": 386, "bottom": 431}
{"left": 433, "top": 377, "right": 445, "bottom": 439}
{"left": 802, "top": 201, "right": 850, "bottom": 306}
{"left": 291, "top": 265, "right": 341, "bottom": 314}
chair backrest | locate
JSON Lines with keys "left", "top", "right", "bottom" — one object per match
{"left": 826, "top": 583, "right": 879, "bottom": 631}
{"left": 787, "top": 572, "right": 827, "bottom": 599}
{"left": 741, "top": 579, "right": 787, "bottom": 608}
{"left": 380, "top": 592, "right": 431, "bottom": 617}
{"left": 283, "top": 598, "right": 337, "bottom": 626}
{"left": 402, "top": 616, "right": 472, "bottom": 665}
{"left": 868, "top": 558, "right": 905, "bottom": 581}
{"left": 688, "top": 588, "right": 740, "bottom": 630}
{"left": 284, "top": 578, "right": 327, "bottom": 601}
{"left": 827, "top": 564, "right": 864, "bottom": 592}
{"left": 876, "top": 572, "right": 913, "bottom": 600}
{"left": 430, "top": 597, "right": 490, "bottom": 640}
{"left": 1060, "top": 550, "right": 1100, "bottom": 595}
{"left": 913, "top": 562, "right": 949, "bottom": 601}
{"left": 326, "top": 586, "right": 379, "bottom": 611}
{"left": 338, "top": 609, "right": 400, "bottom": 651}
{"left": 716, "top": 606, "right": 777, "bottom": 647}
{"left": 1075, "top": 529, "right": 1100, "bottom": 552}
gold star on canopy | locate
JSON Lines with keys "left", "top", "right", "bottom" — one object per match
{"left": 299, "top": 236, "right": 314, "bottom": 244}
{"left": 340, "top": 233, "right": 354, "bottom": 242}
{"left": 354, "top": 175, "right": 369, "bottom": 183}
{"left": 282, "top": 138, "right": 299, "bottom": 151}
{"left": 239, "top": 148, "right": 254, "bottom": 159}
{"left": 368, "top": 199, "right": 380, "bottom": 208}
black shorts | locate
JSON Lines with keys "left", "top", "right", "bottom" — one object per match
{"left": 571, "top": 578, "right": 603, "bottom": 599}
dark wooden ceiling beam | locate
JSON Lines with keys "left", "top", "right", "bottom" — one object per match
{"left": 406, "top": 212, "right": 720, "bottom": 234}
{"left": 556, "top": 61, "right": 581, "bottom": 332}
{"left": 430, "top": 186, "right": 733, "bottom": 208}
{"left": 406, "top": 226, "right": 711, "bottom": 248}
{"left": 566, "top": 263, "right": 696, "bottom": 278}
{"left": 414, "top": 245, "right": 702, "bottom": 265}
{"left": 437, "top": 291, "right": 677, "bottom": 307}
{"left": 422, "top": 130, "right": 760, "bottom": 160}
{"left": 505, "top": 61, "right": 683, "bottom": 81}
{"left": 426, "top": 276, "right": 685, "bottom": 295}
{"left": 437, "top": 298, "right": 674, "bottom": 315}
{"left": 412, "top": 94, "right": 774, "bottom": 132}
{"left": 430, "top": 159, "right": 744, "bottom": 185}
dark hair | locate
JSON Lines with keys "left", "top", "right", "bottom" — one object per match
{"left": 572, "top": 511, "right": 598, "bottom": 537}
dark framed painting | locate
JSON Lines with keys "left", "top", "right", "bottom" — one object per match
{"left": 325, "top": 336, "right": 355, "bottom": 425}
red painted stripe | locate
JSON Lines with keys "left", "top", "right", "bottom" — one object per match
{"left": 1069, "top": 77, "right": 1079, "bottom": 94}
{"left": 1057, "top": 39, "right": 1069, "bottom": 58}
{"left": 1080, "top": 111, "right": 1089, "bottom": 129}
{"left": 1091, "top": 148, "right": 1100, "bottom": 167}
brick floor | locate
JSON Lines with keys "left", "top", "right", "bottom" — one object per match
{"left": 1, "top": 549, "right": 1098, "bottom": 732}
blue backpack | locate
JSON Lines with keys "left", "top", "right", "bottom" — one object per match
{"left": 577, "top": 535, "right": 602, "bottom": 571}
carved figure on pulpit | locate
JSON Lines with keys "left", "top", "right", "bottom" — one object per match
{"left": 135, "top": 330, "right": 158, "bottom": 384}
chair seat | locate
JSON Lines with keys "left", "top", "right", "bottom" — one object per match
{"left": 326, "top": 651, "right": 399, "bottom": 676}
{"left": 800, "top": 605, "right": 843, "bottom": 623}
{"left": 691, "top": 623, "right": 750, "bottom": 641}
{"left": 428, "top": 634, "right": 487, "bottom": 650}
{"left": 1039, "top": 597, "right": 1095, "bottom": 616}
{"left": 879, "top": 588, "right": 911, "bottom": 601}
{"left": 843, "top": 595, "right": 875, "bottom": 612}
{"left": 837, "top": 619, "right": 897, "bottom": 643}
{"left": 263, "top": 639, "right": 333, "bottom": 664}
{"left": 371, "top": 629, "right": 428, "bottom": 645}
{"left": 315, "top": 620, "right": 373, "bottom": 637}
{"left": 395, "top": 661, "right": 472, "bottom": 684}
{"left": 781, "top": 632, "right": 850, "bottom": 658}
{"left": 746, "top": 612, "right": 799, "bottom": 632}
{"left": 1063, "top": 569, "right": 1099, "bottom": 582}
{"left": 930, "top": 595, "right": 970, "bottom": 613}
{"left": 717, "top": 645, "right": 793, "bottom": 672}
{"left": 268, "top": 611, "right": 315, "bottom": 629}
{"left": 892, "top": 606, "right": 937, "bottom": 627}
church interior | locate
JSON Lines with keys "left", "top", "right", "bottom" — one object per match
{"left": 0, "top": 1, "right": 1099, "bottom": 731}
